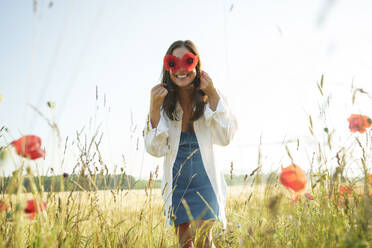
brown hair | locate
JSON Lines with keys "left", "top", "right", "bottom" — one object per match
{"left": 161, "top": 40, "right": 206, "bottom": 121}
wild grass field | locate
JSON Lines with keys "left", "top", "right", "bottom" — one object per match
{"left": 0, "top": 181, "right": 371, "bottom": 247}
{"left": 1, "top": 78, "right": 372, "bottom": 247}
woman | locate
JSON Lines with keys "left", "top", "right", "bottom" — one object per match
{"left": 144, "top": 40, "right": 237, "bottom": 247}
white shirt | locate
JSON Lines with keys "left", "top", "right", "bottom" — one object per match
{"left": 143, "top": 93, "right": 238, "bottom": 229}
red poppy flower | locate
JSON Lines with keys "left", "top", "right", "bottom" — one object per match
{"left": 24, "top": 199, "right": 47, "bottom": 219}
{"left": 280, "top": 164, "right": 307, "bottom": 192}
{"left": 347, "top": 114, "right": 372, "bottom": 133}
{"left": 338, "top": 185, "right": 353, "bottom": 198}
{"left": 0, "top": 200, "right": 9, "bottom": 212}
{"left": 11, "top": 135, "right": 45, "bottom": 160}
{"left": 181, "top": 52, "right": 199, "bottom": 72}
{"left": 304, "top": 193, "right": 314, "bottom": 200}
{"left": 164, "top": 55, "right": 181, "bottom": 73}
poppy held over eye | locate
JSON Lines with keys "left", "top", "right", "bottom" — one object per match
{"left": 164, "top": 55, "right": 181, "bottom": 73}
{"left": 347, "top": 114, "right": 372, "bottom": 133}
{"left": 279, "top": 164, "right": 307, "bottom": 193}
{"left": 181, "top": 52, "right": 198, "bottom": 72}
{"left": 11, "top": 135, "right": 45, "bottom": 160}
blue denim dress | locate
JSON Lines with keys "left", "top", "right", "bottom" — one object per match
{"left": 171, "top": 131, "right": 219, "bottom": 226}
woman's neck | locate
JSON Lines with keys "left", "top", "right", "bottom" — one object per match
{"left": 178, "top": 86, "right": 194, "bottom": 107}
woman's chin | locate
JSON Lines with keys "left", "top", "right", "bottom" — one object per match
{"left": 177, "top": 81, "right": 194, "bottom": 89}
{"left": 174, "top": 80, "right": 194, "bottom": 89}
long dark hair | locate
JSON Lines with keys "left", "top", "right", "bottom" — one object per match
{"left": 161, "top": 40, "right": 206, "bottom": 121}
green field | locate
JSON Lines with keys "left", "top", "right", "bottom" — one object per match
{"left": 1, "top": 179, "right": 371, "bottom": 248}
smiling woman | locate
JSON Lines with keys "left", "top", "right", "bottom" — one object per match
{"left": 144, "top": 40, "right": 238, "bottom": 247}
{"left": 161, "top": 40, "right": 205, "bottom": 123}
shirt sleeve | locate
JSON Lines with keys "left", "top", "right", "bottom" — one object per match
{"left": 143, "top": 110, "right": 170, "bottom": 157}
{"left": 204, "top": 92, "right": 238, "bottom": 146}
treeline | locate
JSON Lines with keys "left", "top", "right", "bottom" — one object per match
{"left": 224, "top": 172, "right": 278, "bottom": 186}
{"left": 0, "top": 173, "right": 277, "bottom": 193}
{"left": 0, "top": 174, "right": 161, "bottom": 193}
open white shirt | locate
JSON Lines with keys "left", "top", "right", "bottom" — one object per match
{"left": 144, "top": 93, "right": 238, "bottom": 229}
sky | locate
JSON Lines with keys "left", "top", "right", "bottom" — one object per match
{"left": 1, "top": 0, "right": 372, "bottom": 179}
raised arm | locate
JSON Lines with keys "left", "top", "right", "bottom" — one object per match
{"left": 143, "top": 84, "right": 170, "bottom": 157}
{"left": 199, "top": 71, "right": 237, "bottom": 146}
{"left": 149, "top": 83, "right": 168, "bottom": 128}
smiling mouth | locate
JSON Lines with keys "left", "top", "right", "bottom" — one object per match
{"left": 176, "top": 73, "right": 188, "bottom": 79}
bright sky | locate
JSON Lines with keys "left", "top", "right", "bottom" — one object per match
{"left": 1, "top": 0, "right": 372, "bottom": 179}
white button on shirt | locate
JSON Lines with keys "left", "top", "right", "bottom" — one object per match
{"left": 144, "top": 93, "right": 238, "bottom": 229}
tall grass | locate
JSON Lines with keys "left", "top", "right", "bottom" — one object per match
{"left": 0, "top": 77, "right": 372, "bottom": 247}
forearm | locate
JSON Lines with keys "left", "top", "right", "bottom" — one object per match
{"left": 150, "top": 106, "right": 161, "bottom": 128}
{"left": 207, "top": 90, "right": 220, "bottom": 111}
{"left": 144, "top": 105, "right": 170, "bottom": 157}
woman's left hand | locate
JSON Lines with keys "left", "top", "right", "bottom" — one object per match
{"left": 199, "top": 71, "right": 217, "bottom": 97}
{"left": 199, "top": 71, "right": 220, "bottom": 110}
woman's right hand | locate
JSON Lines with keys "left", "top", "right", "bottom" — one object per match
{"left": 149, "top": 84, "right": 168, "bottom": 128}
{"left": 150, "top": 83, "right": 168, "bottom": 111}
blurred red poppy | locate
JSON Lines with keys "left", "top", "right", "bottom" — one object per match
{"left": 0, "top": 200, "right": 9, "bottom": 212}
{"left": 280, "top": 164, "right": 307, "bottom": 192}
{"left": 347, "top": 114, "right": 372, "bottom": 133}
{"left": 304, "top": 193, "right": 314, "bottom": 200}
{"left": 164, "top": 55, "right": 181, "bottom": 73}
{"left": 338, "top": 185, "right": 353, "bottom": 198}
{"left": 181, "top": 52, "right": 198, "bottom": 72}
{"left": 368, "top": 173, "right": 372, "bottom": 186}
{"left": 11, "top": 135, "right": 45, "bottom": 160}
{"left": 24, "top": 199, "right": 47, "bottom": 219}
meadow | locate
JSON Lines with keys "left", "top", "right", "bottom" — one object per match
{"left": 1, "top": 78, "right": 372, "bottom": 247}
{"left": 0, "top": 180, "right": 371, "bottom": 247}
